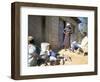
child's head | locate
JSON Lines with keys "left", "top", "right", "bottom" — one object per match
{"left": 46, "top": 45, "right": 52, "bottom": 50}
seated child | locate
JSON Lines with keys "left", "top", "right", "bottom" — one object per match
{"left": 47, "top": 45, "right": 57, "bottom": 65}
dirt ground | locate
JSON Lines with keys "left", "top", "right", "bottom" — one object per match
{"left": 40, "top": 49, "right": 88, "bottom": 66}
{"left": 58, "top": 49, "right": 88, "bottom": 65}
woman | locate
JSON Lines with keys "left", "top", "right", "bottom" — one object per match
{"left": 63, "top": 23, "right": 72, "bottom": 50}
{"left": 28, "top": 36, "right": 38, "bottom": 66}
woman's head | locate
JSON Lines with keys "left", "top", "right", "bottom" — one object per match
{"left": 66, "top": 22, "right": 71, "bottom": 27}
{"left": 28, "top": 36, "right": 35, "bottom": 44}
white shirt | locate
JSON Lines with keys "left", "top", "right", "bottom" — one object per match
{"left": 81, "top": 36, "right": 88, "bottom": 48}
{"left": 28, "top": 44, "right": 36, "bottom": 65}
{"left": 28, "top": 44, "right": 36, "bottom": 54}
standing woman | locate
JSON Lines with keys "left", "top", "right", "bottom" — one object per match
{"left": 63, "top": 23, "right": 72, "bottom": 50}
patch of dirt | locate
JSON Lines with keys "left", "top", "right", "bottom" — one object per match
{"left": 58, "top": 49, "right": 88, "bottom": 65}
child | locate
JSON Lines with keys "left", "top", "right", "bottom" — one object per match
{"left": 47, "top": 45, "right": 57, "bottom": 65}
{"left": 38, "top": 43, "right": 50, "bottom": 66}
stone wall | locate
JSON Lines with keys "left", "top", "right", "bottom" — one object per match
{"left": 28, "top": 15, "right": 79, "bottom": 50}
{"left": 28, "top": 15, "right": 43, "bottom": 47}
{"left": 45, "top": 16, "right": 59, "bottom": 50}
